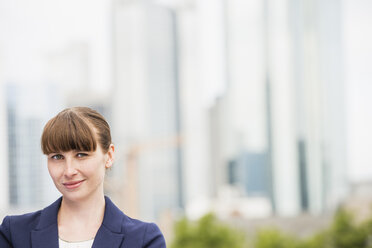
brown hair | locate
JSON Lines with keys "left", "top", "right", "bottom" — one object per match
{"left": 41, "top": 107, "right": 112, "bottom": 154}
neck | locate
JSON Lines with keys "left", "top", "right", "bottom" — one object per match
{"left": 58, "top": 193, "right": 106, "bottom": 227}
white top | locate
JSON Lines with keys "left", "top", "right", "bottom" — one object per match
{"left": 59, "top": 238, "right": 94, "bottom": 248}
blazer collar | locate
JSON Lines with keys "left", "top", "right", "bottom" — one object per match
{"left": 93, "top": 196, "right": 125, "bottom": 247}
{"left": 31, "top": 196, "right": 125, "bottom": 248}
{"left": 31, "top": 197, "right": 61, "bottom": 248}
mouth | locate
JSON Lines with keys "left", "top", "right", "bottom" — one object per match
{"left": 62, "top": 180, "right": 85, "bottom": 189}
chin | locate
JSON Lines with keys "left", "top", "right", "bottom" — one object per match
{"left": 60, "top": 190, "right": 87, "bottom": 202}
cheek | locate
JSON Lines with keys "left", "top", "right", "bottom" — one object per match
{"left": 47, "top": 163, "right": 61, "bottom": 180}
{"left": 84, "top": 160, "right": 105, "bottom": 178}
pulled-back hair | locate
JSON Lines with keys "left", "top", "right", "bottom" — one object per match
{"left": 41, "top": 107, "right": 112, "bottom": 154}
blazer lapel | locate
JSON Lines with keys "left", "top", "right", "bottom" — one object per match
{"left": 31, "top": 197, "right": 62, "bottom": 248}
{"left": 31, "top": 224, "right": 59, "bottom": 248}
{"left": 30, "top": 196, "right": 125, "bottom": 248}
{"left": 92, "top": 225, "right": 124, "bottom": 248}
{"left": 92, "top": 196, "right": 125, "bottom": 248}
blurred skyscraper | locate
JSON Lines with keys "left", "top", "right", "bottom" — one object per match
{"left": 208, "top": 0, "right": 274, "bottom": 212}
{"left": 208, "top": 0, "right": 347, "bottom": 216}
{"left": 111, "top": 0, "right": 182, "bottom": 220}
{"left": 227, "top": 152, "right": 269, "bottom": 197}
{"left": 5, "top": 83, "right": 60, "bottom": 209}
{"left": 0, "top": 78, "right": 9, "bottom": 212}
{"left": 176, "top": 0, "right": 227, "bottom": 211}
{"left": 289, "top": 0, "right": 348, "bottom": 213}
{"left": 110, "top": 0, "right": 348, "bottom": 220}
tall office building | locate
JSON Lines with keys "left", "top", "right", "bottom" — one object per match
{"left": 6, "top": 83, "right": 60, "bottom": 209}
{"left": 264, "top": 0, "right": 302, "bottom": 216}
{"left": 207, "top": 0, "right": 281, "bottom": 214}
{"left": 0, "top": 78, "right": 9, "bottom": 212}
{"left": 110, "top": 0, "right": 348, "bottom": 219}
{"left": 209, "top": 0, "right": 348, "bottom": 216}
{"left": 176, "top": 0, "right": 227, "bottom": 208}
{"left": 111, "top": 0, "right": 182, "bottom": 220}
{"left": 227, "top": 152, "right": 269, "bottom": 197}
{"left": 289, "top": 0, "right": 348, "bottom": 213}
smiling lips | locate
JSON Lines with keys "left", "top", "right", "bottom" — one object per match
{"left": 62, "top": 180, "right": 85, "bottom": 189}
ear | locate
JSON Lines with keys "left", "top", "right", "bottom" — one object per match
{"left": 105, "top": 144, "right": 115, "bottom": 169}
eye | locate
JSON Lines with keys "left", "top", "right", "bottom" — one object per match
{"left": 76, "top": 153, "right": 88, "bottom": 158}
{"left": 50, "top": 154, "right": 63, "bottom": 160}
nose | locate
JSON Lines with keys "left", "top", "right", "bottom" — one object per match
{"left": 64, "top": 156, "right": 78, "bottom": 178}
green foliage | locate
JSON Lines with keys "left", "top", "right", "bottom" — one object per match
{"left": 329, "top": 208, "right": 367, "bottom": 247}
{"left": 171, "top": 208, "right": 372, "bottom": 248}
{"left": 171, "top": 213, "right": 247, "bottom": 248}
{"left": 300, "top": 207, "right": 372, "bottom": 248}
{"left": 301, "top": 231, "right": 330, "bottom": 248}
{"left": 254, "top": 228, "right": 302, "bottom": 248}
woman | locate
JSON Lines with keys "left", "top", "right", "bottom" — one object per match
{"left": 0, "top": 107, "right": 166, "bottom": 248}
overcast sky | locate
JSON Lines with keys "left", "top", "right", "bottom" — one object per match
{"left": 0, "top": 0, "right": 111, "bottom": 92}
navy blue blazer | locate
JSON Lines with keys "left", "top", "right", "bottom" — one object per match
{"left": 0, "top": 196, "right": 166, "bottom": 248}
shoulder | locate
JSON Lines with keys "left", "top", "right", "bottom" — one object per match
{"left": 1, "top": 209, "right": 42, "bottom": 232}
{"left": 0, "top": 210, "right": 42, "bottom": 247}
{"left": 103, "top": 196, "right": 166, "bottom": 247}
{"left": 0, "top": 197, "right": 61, "bottom": 247}
{"left": 2, "top": 197, "right": 61, "bottom": 232}
{"left": 122, "top": 215, "right": 166, "bottom": 247}
{"left": 122, "top": 214, "right": 163, "bottom": 236}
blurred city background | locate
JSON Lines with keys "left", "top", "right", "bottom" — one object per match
{"left": 0, "top": 0, "right": 372, "bottom": 246}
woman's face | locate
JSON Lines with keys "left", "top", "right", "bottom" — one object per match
{"left": 47, "top": 143, "right": 114, "bottom": 202}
